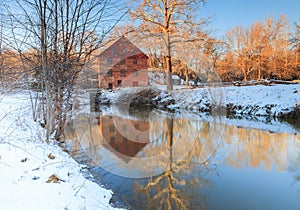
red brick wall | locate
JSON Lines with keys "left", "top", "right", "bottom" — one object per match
{"left": 98, "top": 36, "right": 148, "bottom": 89}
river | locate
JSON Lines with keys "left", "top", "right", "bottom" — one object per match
{"left": 65, "top": 106, "right": 300, "bottom": 210}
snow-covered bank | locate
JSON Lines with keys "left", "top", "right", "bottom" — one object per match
{"left": 0, "top": 91, "right": 121, "bottom": 210}
{"left": 98, "top": 84, "right": 300, "bottom": 119}
{"left": 89, "top": 103, "right": 300, "bottom": 134}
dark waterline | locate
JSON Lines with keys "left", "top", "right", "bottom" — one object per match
{"left": 65, "top": 108, "right": 300, "bottom": 210}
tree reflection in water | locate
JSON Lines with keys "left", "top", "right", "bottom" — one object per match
{"left": 65, "top": 108, "right": 300, "bottom": 210}
{"left": 133, "top": 115, "right": 222, "bottom": 210}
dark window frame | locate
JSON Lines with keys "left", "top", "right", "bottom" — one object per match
{"left": 110, "top": 136, "right": 115, "bottom": 143}
{"left": 117, "top": 80, "right": 122, "bottom": 87}
{"left": 121, "top": 69, "right": 126, "bottom": 77}
{"left": 107, "top": 69, "right": 113, "bottom": 77}
{"left": 109, "top": 124, "right": 114, "bottom": 132}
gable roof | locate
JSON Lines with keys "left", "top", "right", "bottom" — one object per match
{"left": 99, "top": 36, "right": 148, "bottom": 59}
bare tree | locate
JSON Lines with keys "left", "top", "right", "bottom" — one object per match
{"left": 129, "top": 0, "right": 206, "bottom": 90}
{"left": 3, "top": 0, "right": 123, "bottom": 141}
{"left": 223, "top": 16, "right": 290, "bottom": 81}
{"left": 174, "top": 37, "right": 202, "bottom": 85}
{"left": 291, "top": 21, "right": 300, "bottom": 73}
{"left": 134, "top": 116, "right": 219, "bottom": 210}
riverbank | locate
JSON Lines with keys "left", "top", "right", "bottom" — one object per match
{"left": 97, "top": 83, "right": 300, "bottom": 119}
{"left": 71, "top": 88, "right": 300, "bottom": 210}
{"left": 0, "top": 91, "right": 122, "bottom": 210}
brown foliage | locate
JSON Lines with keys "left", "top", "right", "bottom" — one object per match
{"left": 218, "top": 16, "right": 300, "bottom": 81}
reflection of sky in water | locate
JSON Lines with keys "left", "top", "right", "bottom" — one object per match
{"left": 207, "top": 165, "right": 299, "bottom": 210}
{"left": 66, "top": 110, "right": 300, "bottom": 210}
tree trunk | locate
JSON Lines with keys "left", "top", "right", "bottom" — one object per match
{"left": 165, "top": 29, "right": 173, "bottom": 91}
{"left": 165, "top": 56, "right": 173, "bottom": 90}
{"left": 40, "top": 0, "right": 53, "bottom": 142}
{"left": 185, "top": 65, "right": 189, "bottom": 87}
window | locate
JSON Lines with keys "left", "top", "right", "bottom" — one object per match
{"left": 122, "top": 49, "right": 126, "bottom": 54}
{"left": 108, "top": 83, "right": 113, "bottom": 89}
{"left": 120, "top": 59, "right": 125, "bottom": 65}
{"left": 121, "top": 69, "right": 125, "bottom": 77}
{"left": 112, "top": 48, "right": 116, "bottom": 55}
{"left": 134, "top": 70, "right": 138, "bottom": 77}
{"left": 109, "top": 124, "right": 114, "bottom": 132}
{"left": 117, "top": 80, "right": 122, "bottom": 87}
{"left": 133, "top": 58, "right": 138, "bottom": 65}
{"left": 110, "top": 136, "right": 115, "bottom": 143}
{"left": 107, "top": 69, "right": 112, "bottom": 77}
{"left": 107, "top": 58, "right": 112, "bottom": 64}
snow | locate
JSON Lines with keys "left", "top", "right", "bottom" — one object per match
{"left": 100, "top": 84, "right": 300, "bottom": 116}
{"left": 171, "top": 75, "right": 180, "bottom": 79}
{"left": 224, "top": 84, "right": 300, "bottom": 115}
{"left": 165, "top": 84, "right": 300, "bottom": 116}
{"left": 0, "top": 83, "right": 299, "bottom": 209}
{"left": 0, "top": 91, "right": 121, "bottom": 210}
{"left": 99, "top": 83, "right": 300, "bottom": 133}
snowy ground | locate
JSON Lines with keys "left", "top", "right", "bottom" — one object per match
{"left": 0, "top": 90, "right": 121, "bottom": 210}
{"left": 98, "top": 83, "right": 300, "bottom": 133}
{"left": 100, "top": 83, "right": 300, "bottom": 117}
{"left": 171, "top": 83, "right": 300, "bottom": 117}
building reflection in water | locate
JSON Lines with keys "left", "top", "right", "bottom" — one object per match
{"left": 65, "top": 110, "right": 300, "bottom": 210}
{"left": 97, "top": 114, "right": 150, "bottom": 163}
{"left": 67, "top": 113, "right": 300, "bottom": 173}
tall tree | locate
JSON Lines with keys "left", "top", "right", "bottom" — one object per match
{"left": 129, "top": 0, "right": 206, "bottom": 90}
{"left": 4, "top": 0, "right": 122, "bottom": 141}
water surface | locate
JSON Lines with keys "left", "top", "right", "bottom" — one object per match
{"left": 65, "top": 108, "right": 300, "bottom": 210}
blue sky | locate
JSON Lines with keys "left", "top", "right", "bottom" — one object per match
{"left": 200, "top": 0, "right": 300, "bottom": 35}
